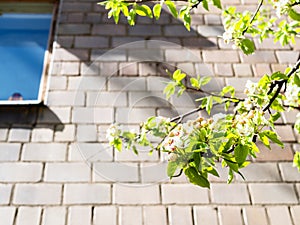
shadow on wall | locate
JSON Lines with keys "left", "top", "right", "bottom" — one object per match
{"left": 0, "top": 105, "right": 64, "bottom": 130}
{"left": 56, "top": 4, "right": 223, "bottom": 122}
{"left": 56, "top": 2, "right": 221, "bottom": 62}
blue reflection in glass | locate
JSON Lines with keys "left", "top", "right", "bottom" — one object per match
{"left": 0, "top": 14, "right": 52, "bottom": 101}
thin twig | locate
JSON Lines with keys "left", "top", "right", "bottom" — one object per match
{"left": 191, "top": 0, "right": 203, "bottom": 9}
{"left": 290, "top": 1, "right": 300, "bottom": 7}
{"left": 263, "top": 58, "right": 300, "bottom": 112}
{"left": 283, "top": 104, "right": 300, "bottom": 110}
{"left": 170, "top": 105, "right": 205, "bottom": 122}
{"left": 286, "top": 58, "right": 300, "bottom": 79}
{"left": 242, "top": 0, "right": 264, "bottom": 35}
{"left": 185, "top": 86, "right": 243, "bottom": 102}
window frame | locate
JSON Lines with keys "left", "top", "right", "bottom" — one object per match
{"left": 0, "top": 0, "right": 59, "bottom": 105}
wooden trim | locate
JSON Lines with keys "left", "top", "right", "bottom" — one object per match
{"left": 0, "top": 2, "right": 55, "bottom": 13}
{"left": 3, "top": 0, "right": 58, "bottom": 2}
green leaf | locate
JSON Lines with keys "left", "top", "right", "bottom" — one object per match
{"left": 212, "top": 0, "right": 222, "bottom": 9}
{"left": 153, "top": 4, "right": 162, "bottom": 20}
{"left": 173, "top": 69, "right": 186, "bottom": 82}
{"left": 165, "top": 1, "right": 178, "bottom": 18}
{"left": 270, "top": 98, "right": 285, "bottom": 112}
{"left": 127, "top": 9, "right": 136, "bottom": 26}
{"left": 193, "top": 152, "right": 201, "bottom": 172}
{"left": 295, "top": 113, "right": 300, "bottom": 134}
{"left": 261, "top": 130, "right": 284, "bottom": 148}
{"left": 250, "top": 142, "right": 260, "bottom": 154}
{"left": 108, "top": 8, "right": 120, "bottom": 24}
{"left": 167, "top": 161, "right": 178, "bottom": 177}
{"left": 258, "top": 132, "right": 270, "bottom": 149}
{"left": 289, "top": 8, "right": 300, "bottom": 22}
{"left": 145, "top": 116, "right": 156, "bottom": 129}
{"left": 270, "top": 112, "right": 281, "bottom": 122}
{"left": 213, "top": 96, "right": 222, "bottom": 103}
{"left": 225, "top": 101, "right": 230, "bottom": 111}
{"left": 200, "top": 97, "right": 207, "bottom": 109}
{"left": 202, "top": 0, "right": 209, "bottom": 11}
{"left": 227, "top": 168, "right": 234, "bottom": 183}
{"left": 97, "top": 1, "right": 107, "bottom": 6}
{"left": 113, "top": 138, "right": 122, "bottom": 151}
{"left": 190, "top": 77, "right": 200, "bottom": 89}
{"left": 206, "top": 166, "right": 219, "bottom": 177}
{"left": 271, "top": 71, "right": 288, "bottom": 80}
{"left": 132, "top": 145, "right": 138, "bottom": 155}
{"left": 183, "top": 13, "right": 191, "bottom": 31}
{"left": 258, "top": 75, "right": 271, "bottom": 89}
{"left": 240, "top": 161, "right": 251, "bottom": 168}
{"left": 163, "top": 82, "right": 176, "bottom": 100}
{"left": 199, "top": 76, "right": 211, "bottom": 86}
{"left": 199, "top": 128, "right": 207, "bottom": 142}
{"left": 184, "top": 167, "right": 210, "bottom": 188}
{"left": 234, "top": 144, "right": 249, "bottom": 164}
{"left": 206, "top": 96, "right": 213, "bottom": 115}
{"left": 122, "top": 131, "right": 135, "bottom": 140}
{"left": 240, "top": 38, "right": 255, "bottom": 55}
{"left": 293, "top": 152, "right": 300, "bottom": 172}
{"left": 177, "top": 86, "right": 186, "bottom": 97}
{"left": 179, "top": 6, "right": 188, "bottom": 18}
{"left": 294, "top": 74, "right": 300, "bottom": 87}
{"left": 223, "top": 157, "right": 239, "bottom": 172}
{"left": 135, "top": 4, "right": 153, "bottom": 18}
{"left": 113, "top": 9, "right": 121, "bottom": 24}
{"left": 122, "top": 5, "right": 129, "bottom": 17}
{"left": 221, "top": 86, "right": 235, "bottom": 97}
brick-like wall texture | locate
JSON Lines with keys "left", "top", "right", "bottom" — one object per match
{"left": 0, "top": 0, "right": 300, "bottom": 224}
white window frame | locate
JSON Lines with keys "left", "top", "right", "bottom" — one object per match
{"left": 0, "top": 0, "right": 58, "bottom": 105}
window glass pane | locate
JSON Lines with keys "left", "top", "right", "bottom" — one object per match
{"left": 0, "top": 13, "right": 52, "bottom": 102}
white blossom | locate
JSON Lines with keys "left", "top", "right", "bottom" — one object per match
{"left": 182, "top": 120, "right": 197, "bottom": 133}
{"left": 222, "top": 29, "right": 233, "bottom": 44}
{"left": 161, "top": 123, "right": 192, "bottom": 152}
{"left": 212, "top": 113, "right": 226, "bottom": 122}
{"left": 235, "top": 115, "right": 254, "bottom": 136}
{"left": 106, "top": 124, "right": 121, "bottom": 142}
{"left": 211, "top": 113, "right": 226, "bottom": 129}
{"left": 273, "top": 0, "right": 290, "bottom": 17}
{"left": 154, "top": 116, "right": 169, "bottom": 124}
{"left": 243, "top": 98, "right": 253, "bottom": 111}
{"left": 285, "top": 84, "right": 300, "bottom": 107}
{"left": 245, "top": 80, "right": 258, "bottom": 95}
{"left": 168, "top": 152, "right": 178, "bottom": 162}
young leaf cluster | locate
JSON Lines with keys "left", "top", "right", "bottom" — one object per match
{"left": 222, "top": 0, "right": 300, "bottom": 54}
{"left": 98, "top": 0, "right": 222, "bottom": 30}
{"left": 107, "top": 60, "right": 300, "bottom": 188}
{"left": 102, "top": 0, "right": 300, "bottom": 187}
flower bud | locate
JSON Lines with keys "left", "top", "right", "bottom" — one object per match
{"left": 197, "top": 117, "right": 204, "bottom": 122}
